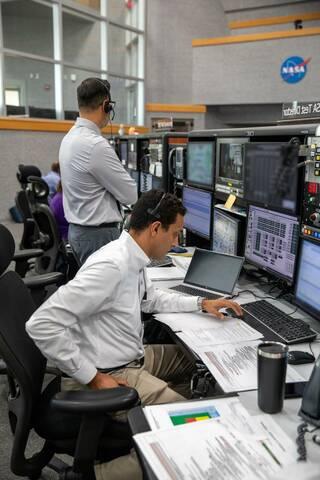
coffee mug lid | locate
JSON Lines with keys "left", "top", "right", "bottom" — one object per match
{"left": 258, "top": 341, "right": 288, "bottom": 359}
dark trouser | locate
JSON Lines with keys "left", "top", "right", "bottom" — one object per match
{"left": 68, "top": 223, "right": 120, "bottom": 265}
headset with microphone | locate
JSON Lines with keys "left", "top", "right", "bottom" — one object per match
{"left": 94, "top": 78, "right": 116, "bottom": 120}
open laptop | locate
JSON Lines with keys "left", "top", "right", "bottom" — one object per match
{"left": 170, "top": 248, "right": 244, "bottom": 300}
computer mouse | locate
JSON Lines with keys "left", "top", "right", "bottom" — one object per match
{"left": 287, "top": 351, "right": 315, "bottom": 365}
{"left": 169, "top": 246, "right": 188, "bottom": 254}
{"left": 225, "top": 308, "right": 243, "bottom": 319}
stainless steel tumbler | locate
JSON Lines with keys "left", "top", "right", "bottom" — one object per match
{"left": 257, "top": 341, "right": 288, "bottom": 414}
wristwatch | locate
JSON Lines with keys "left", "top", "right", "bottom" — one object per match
{"left": 197, "top": 296, "right": 205, "bottom": 311}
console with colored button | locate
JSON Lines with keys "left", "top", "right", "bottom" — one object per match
{"left": 302, "top": 137, "right": 320, "bottom": 241}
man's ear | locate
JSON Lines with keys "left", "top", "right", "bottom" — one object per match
{"left": 150, "top": 221, "right": 161, "bottom": 237}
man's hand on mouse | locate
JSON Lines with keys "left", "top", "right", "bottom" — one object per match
{"left": 202, "top": 299, "right": 243, "bottom": 320}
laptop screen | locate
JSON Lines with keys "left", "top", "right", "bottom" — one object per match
{"left": 184, "top": 248, "right": 244, "bottom": 294}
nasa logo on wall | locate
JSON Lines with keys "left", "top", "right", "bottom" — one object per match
{"left": 280, "top": 56, "right": 311, "bottom": 84}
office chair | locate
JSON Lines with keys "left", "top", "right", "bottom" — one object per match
{"left": 15, "top": 165, "right": 42, "bottom": 250}
{"left": 0, "top": 225, "right": 140, "bottom": 480}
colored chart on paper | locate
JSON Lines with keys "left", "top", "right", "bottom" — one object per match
{"left": 169, "top": 406, "right": 220, "bottom": 426}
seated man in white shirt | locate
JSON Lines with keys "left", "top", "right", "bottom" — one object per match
{"left": 26, "top": 189, "right": 242, "bottom": 480}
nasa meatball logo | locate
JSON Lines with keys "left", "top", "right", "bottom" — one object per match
{"left": 280, "top": 56, "right": 311, "bottom": 84}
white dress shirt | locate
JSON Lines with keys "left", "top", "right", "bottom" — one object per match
{"left": 59, "top": 117, "right": 137, "bottom": 225}
{"left": 26, "top": 231, "right": 199, "bottom": 385}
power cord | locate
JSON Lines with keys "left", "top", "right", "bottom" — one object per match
{"left": 297, "top": 423, "right": 320, "bottom": 461}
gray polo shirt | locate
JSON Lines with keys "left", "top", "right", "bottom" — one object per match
{"left": 59, "top": 117, "right": 137, "bottom": 226}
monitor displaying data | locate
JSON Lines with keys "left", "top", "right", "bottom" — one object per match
{"left": 183, "top": 186, "right": 212, "bottom": 239}
{"left": 243, "top": 143, "right": 299, "bottom": 213}
{"left": 186, "top": 142, "right": 214, "bottom": 188}
{"left": 295, "top": 239, "right": 320, "bottom": 321}
{"left": 245, "top": 205, "right": 299, "bottom": 283}
{"left": 212, "top": 208, "right": 240, "bottom": 256}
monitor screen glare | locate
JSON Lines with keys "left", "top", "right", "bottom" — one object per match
{"left": 187, "top": 142, "right": 214, "bottom": 187}
{"left": 183, "top": 186, "right": 212, "bottom": 239}
{"left": 213, "top": 209, "right": 239, "bottom": 256}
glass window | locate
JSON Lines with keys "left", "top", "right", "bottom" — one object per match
{"left": 107, "top": 0, "right": 140, "bottom": 29}
{"left": 63, "top": 66, "right": 103, "bottom": 113}
{"left": 108, "top": 25, "right": 140, "bottom": 77}
{"left": 63, "top": 10, "right": 101, "bottom": 70}
{"left": 2, "top": 1, "right": 53, "bottom": 58}
{"left": 64, "top": 0, "right": 101, "bottom": 13}
{"left": 4, "top": 56, "right": 55, "bottom": 117}
{"left": 108, "top": 76, "right": 140, "bottom": 124}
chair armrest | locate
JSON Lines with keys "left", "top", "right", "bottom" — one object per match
{"left": 13, "top": 248, "right": 44, "bottom": 261}
{"left": 23, "top": 272, "right": 64, "bottom": 289}
{"left": 52, "top": 387, "right": 139, "bottom": 414}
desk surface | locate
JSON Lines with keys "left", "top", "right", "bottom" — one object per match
{"left": 137, "top": 263, "right": 320, "bottom": 478}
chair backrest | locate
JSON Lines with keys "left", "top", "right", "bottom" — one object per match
{"left": 15, "top": 190, "right": 40, "bottom": 250}
{"left": 32, "top": 203, "right": 62, "bottom": 274}
{"left": 0, "top": 224, "right": 47, "bottom": 474}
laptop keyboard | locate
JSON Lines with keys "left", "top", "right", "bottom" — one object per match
{"left": 170, "top": 284, "right": 222, "bottom": 300}
{"left": 242, "top": 300, "right": 317, "bottom": 345}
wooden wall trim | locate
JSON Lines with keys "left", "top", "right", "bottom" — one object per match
{"left": 192, "top": 27, "right": 320, "bottom": 47}
{"left": 0, "top": 117, "right": 148, "bottom": 134}
{"left": 229, "top": 12, "right": 320, "bottom": 30}
{"left": 146, "top": 103, "right": 207, "bottom": 113}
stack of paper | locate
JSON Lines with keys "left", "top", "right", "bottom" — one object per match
{"left": 146, "top": 266, "right": 185, "bottom": 281}
{"left": 135, "top": 404, "right": 298, "bottom": 480}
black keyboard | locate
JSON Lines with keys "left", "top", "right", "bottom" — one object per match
{"left": 147, "top": 256, "right": 173, "bottom": 268}
{"left": 242, "top": 300, "right": 317, "bottom": 345}
{"left": 170, "top": 284, "right": 222, "bottom": 300}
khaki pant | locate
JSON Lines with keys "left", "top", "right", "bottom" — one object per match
{"left": 63, "top": 344, "right": 193, "bottom": 480}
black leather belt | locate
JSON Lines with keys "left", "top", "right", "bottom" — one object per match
{"left": 71, "top": 222, "right": 119, "bottom": 229}
{"left": 97, "top": 357, "right": 144, "bottom": 373}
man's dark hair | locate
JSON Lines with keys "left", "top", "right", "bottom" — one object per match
{"left": 77, "top": 77, "right": 111, "bottom": 111}
{"left": 130, "top": 189, "right": 186, "bottom": 232}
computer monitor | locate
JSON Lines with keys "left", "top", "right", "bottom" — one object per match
{"left": 186, "top": 141, "right": 215, "bottom": 189}
{"left": 182, "top": 186, "right": 212, "bottom": 240}
{"left": 215, "top": 138, "right": 248, "bottom": 198}
{"left": 243, "top": 142, "right": 299, "bottom": 213}
{"left": 120, "top": 141, "right": 128, "bottom": 166}
{"left": 212, "top": 208, "right": 240, "bottom": 256}
{"left": 245, "top": 204, "right": 299, "bottom": 283}
{"left": 128, "top": 139, "right": 138, "bottom": 170}
{"left": 295, "top": 239, "right": 320, "bottom": 321}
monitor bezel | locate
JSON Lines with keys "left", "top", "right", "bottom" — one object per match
{"left": 243, "top": 142, "right": 300, "bottom": 214}
{"left": 294, "top": 237, "right": 320, "bottom": 322}
{"left": 244, "top": 203, "right": 300, "bottom": 285}
{"left": 185, "top": 140, "right": 215, "bottom": 190}
{"left": 182, "top": 185, "right": 213, "bottom": 240}
{"left": 215, "top": 137, "right": 249, "bottom": 194}
{"left": 212, "top": 207, "right": 240, "bottom": 256}
{"left": 184, "top": 247, "right": 245, "bottom": 295}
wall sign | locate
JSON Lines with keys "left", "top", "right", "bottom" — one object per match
{"left": 282, "top": 101, "right": 320, "bottom": 120}
{"left": 280, "top": 56, "right": 311, "bottom": 84}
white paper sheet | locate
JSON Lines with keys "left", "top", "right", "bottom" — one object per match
{"left": 196, "top": 340, "right": 304, "bottom": 392}
{"left": 144, "top": 396, "right": 250, "bottom": 432}
{"left": 155, "top": 311, "right": 228, "bottom": 332}
{"left": 177, "top": 321, "right": 262, "bottom": 348}
{"left": 146, "top": 266, "right": 185, "bottom": 281}
{"left": 134, "top": 417, "right": 295, "bottom": 480}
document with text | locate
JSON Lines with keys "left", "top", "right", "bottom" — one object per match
{"left": 134, "top": 415, "right": 297, "bottom": 480}
{"left": 196, "top": 340, "right": 304, "bottom": 392}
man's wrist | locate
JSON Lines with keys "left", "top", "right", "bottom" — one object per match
{"left": 197, "top": 297, "right": 208, "bottom": 311}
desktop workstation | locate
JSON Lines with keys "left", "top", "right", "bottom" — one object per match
{"left": 128, "top": 125, "right": 320, "bottom": 479}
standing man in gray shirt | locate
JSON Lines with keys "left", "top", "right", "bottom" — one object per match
{"left": 60, "top": 77, "right": 138, "bottom": 264}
